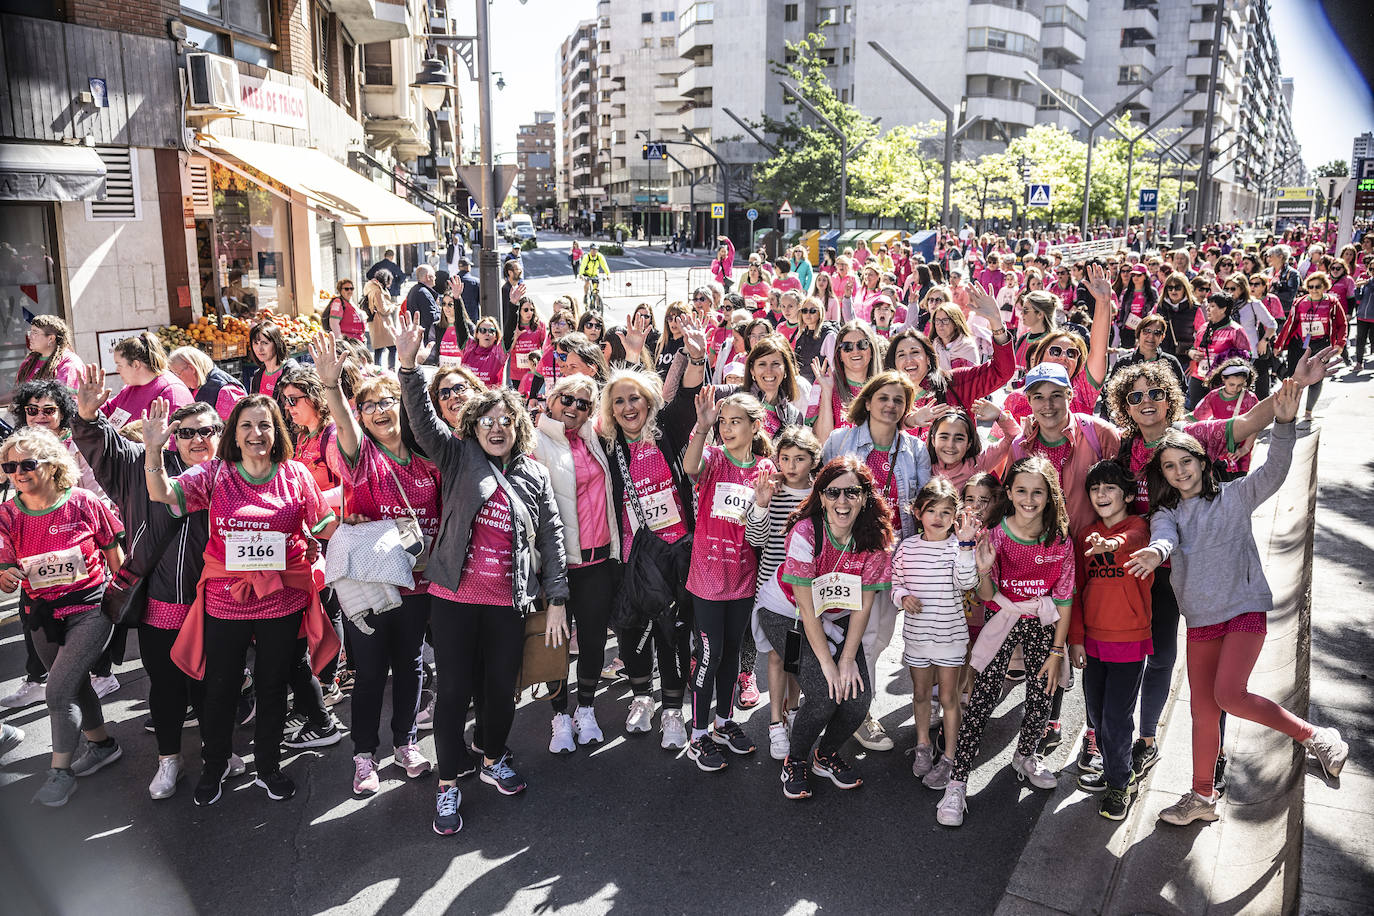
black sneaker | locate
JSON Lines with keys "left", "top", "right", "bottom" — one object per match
{"left": 1214, "top": 751, "right": 1228, "bottom": 798}
{"left": 479, "top": 752, "right": 527, "bottom": 795}
{"left": 686, "top": 734, "right": 728, "bottom": 772}
{"left": 283, "top": 719, "right": 342, "bottom": 750}
{"left": 1100, "top": 785, "right": 1132, "bottom": 821}
{"left": 1131, "top": 738, "right": 1159, "bottom": 778}
{"left": 193, "top": 765, "right": 226, "bottom": 807}
{"left": 1077, "top": 769, "right": 1109, "bottom": 793}
{"left": 282, "top": 709, "right": 308, "bottom": 734}
{"left": 254, "top": 770, "right": 296, "bottom": 801}
{"left": 1077, "top": 729, "right": 1102, "bottom": 773}
{"left": 811, "top": 749, "right": 862, "bottom": 789}
{"left": 709, "top": 720, "right": 756, "bottom": 755}
{"left": 781, "top": 757, "right": 812, "bottom": 799}
{"left": 1036, "top": 721, "right": 1063, "bottom": 756}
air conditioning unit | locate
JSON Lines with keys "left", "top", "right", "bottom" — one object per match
{"left": 187, "top": 52, "right": 241, "bottom": 112}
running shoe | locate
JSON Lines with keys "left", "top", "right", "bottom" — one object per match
{"left": 32, "top": 768, "right": 77, "bottom": 807}
{"left": 1305, "top": 727, "right": 1349, "bottom": 778}
{"left": 283, "top": 718, "right": 342, "bottom": 749}
{"left": 0, "top": 722, "right": 26, "bottom": 761}
{"left": 1100, "top": 786, "right": 1133, "bottom": 821}
{"left": 335, "top": 669, "right": 355, "bottom": 692}
{"left": 90, "top": 674, "right": 120, "bottom": 699}
{"left": 780, "top": 757, "right": 812, "bottom": 799}
{"left": 854, "top": 715, "right": 894, "bottom": 752}
{"left": 768, "top": 722, "right": 790, "bottom": 761}
{"left": 1036, "top": 721, "right": 1063, "bottom": 757}
{"left": 282, "top": 710, "right": 308, "bottom": 734}
{"left": 227, "top": 753, "right": 247, "bottom": 778}
{"left": 709, "top": 720, "right": 756, "bottom": 755}
{"left": 1005, "top": 667, "right": 1026, "bottom": 683}
{"left": 911, "top": 744, "right": 935, "bottom": 778}
{"left": 415, "top": 693, "right": 436, "bottom": 731}
{"left": 572, "top": 706, "right": 604, "bottom": 745}
{"left": 686, "top": 734, "right": 728, "bottom": 772}
{"left": 433, "top": 785, "right": 462, "bottom": 835}
{"left": 322, "top": 683, "right": 345, "bottom": 707}
{"left": 549, "top": 713, "right": 576, "bottom": 754}
{"left": 812, "top": 749, "right": 862, "bottom": 789}
{"left": 923, "top": 755, "right": 953, "bottom": 790}
{"left": 735, "top": 672, "right": 761, "bottom": 709}
{"left": 1011, "top": 751, "right": 1058, "bottom": 789}
{"left": 660, "top": 709, "right": 688, "bottom": 750}
{"left": 625, "top": 696, "right": 655, "bottom": 734}
{"left": 149, "top": 755, "right": 183, "bottom": 800}
{"left": 480, "top": 753, "right": 527, "bottom": 795}
{"left": 601, "top": 657, "right": 625, "bottom": 680}
{"left": 1077, "top": 770, "right": 1109, "bottom": 793}
{"left": 1131, "top": 738, "right": 1159, "bottom": 778}
{"left": 395, "top": 743, "right": 432, "bottom": 778}
{"left": 352, "top": 754, "right": 380, "bottom": 796}
{"left": 1, "top": 680, "right": 45, "bottom": 709}
{"left": 255, "top": 770, "right": 297, "bottom": 801}
{"left": 1158, "top": 790, "right": 1219, "bottom": 826}
{"left": 1077, "top": 729, "right": 1102, "bottom": 773}
{"left": 936, "top": 780, "right": 968, "bottom": 827}
{"left": 194, "top": 764, "right": 227, "bottom": 807}
{"left": 71, "top": 739, "right": 122, "bottom": 777}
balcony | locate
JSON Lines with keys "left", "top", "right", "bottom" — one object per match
{"left": 434, "top": 154, "right": 455, "bottom": 177}
{"left": 1123, "top": 7, "right": 1157, "bottom": 35}
{"left": 1119, "top": 45, "right": 1156, "bottom": 72}
{"left": 966, "top": 96, "right": 1034, "bottom": 130}
{"left": 653, "top": 83, "right": 681, "bottom": 104}
{"left": 678, "top": 63, "right": 712, "bottom": 98}
{"left": 1040, "top": 25, "right": 1085, "bottom": 62}
{"left": 679, "top": 12, "right": 714, "bottom": 58}
{"left": 335, "top": 0, "right": 410, "bottom": 42}
{"left": 434, "top": 108, "right": 454, "bottom": 142}
{"left": 570, "top": 93, "right": 591, "bottom": 122}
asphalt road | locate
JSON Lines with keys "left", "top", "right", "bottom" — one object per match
{"left": 0, "top": 611, "right": 1080, "bottom": 915}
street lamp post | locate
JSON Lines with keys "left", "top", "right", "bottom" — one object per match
{"left": 1121, "top": 94, "right": 1195, "bottom": 232}
{"left": 777, "top": 80, "right": 848, "bottom": 230}
{"left": 680, "top": 125, "right": 732, "bottom": 246}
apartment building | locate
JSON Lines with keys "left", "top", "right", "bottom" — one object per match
{"left": 516, "top": 111, "right": 557, "bottom": 218}
{"left": 557, "top": 19, "right": 605, "bottom": 233}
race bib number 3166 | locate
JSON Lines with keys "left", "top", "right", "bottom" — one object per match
{"left": 225, "top": 531, "right": 287, "bottom": 571}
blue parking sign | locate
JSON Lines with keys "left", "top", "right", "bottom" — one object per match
{"left": 1138, "top": 188, "right": 1158, "bottom": 212}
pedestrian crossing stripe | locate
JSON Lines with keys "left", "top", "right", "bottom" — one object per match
{"left": 1028, "top": 184, "right": 1051, "bottom": 207}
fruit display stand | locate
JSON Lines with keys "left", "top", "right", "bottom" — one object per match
{"left": 154, "top": 311, "right": 322, "bottom": 368}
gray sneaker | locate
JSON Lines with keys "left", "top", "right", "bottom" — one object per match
{"left": 911, "top": 743, "right": 935, "bottom": 778}
{"left": 1158, "top": 790, "right": 1220, "bottom": 826}
{"left": 0, "top": 722, "right": 25, "bottom": 761}
{"left": 1305, "top": 727, "right": 1349, "bottom": 778}
{"left": 923, "top": 755, "right": 954, "bottom": 790}
{"left": 71, "top": 740, "right": 122, "bottom": 777}
{"left": 32, "top": 768, "right": 77, "bottom": 807}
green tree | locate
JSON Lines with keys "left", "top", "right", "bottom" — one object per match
{"left": 1313, "top": 159, "right": 1349, "bottom": 177}
{"left": 753, "top": 33, "right": 879, "bottom": 220}
{"left": 849, "top": 122, "right": 944, "bottom": 222}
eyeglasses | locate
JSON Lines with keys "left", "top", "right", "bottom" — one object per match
{"left": 693, "top": 296, "right": 710, "bottom": 303}
{"left": 1305, "top": 284, "right": 1325, "bottom": 291}
{"left": 22, "top": 405, "right": 58, "bottom": 417}
{"left": 1045, "top": 345, "right": 1080, "bottom": 360}
{"left": 820, "top": 486, "right": 864, "bottom": 501}
{"left": 1126, "top": 387, "right": 1168, "bottom": 406}
{"left": 282, "top": 394, "right": 308, "bottom": 407}
{"left": 477, "top": 326, "right": 498, "bottom": 335}
{"left": 1248, "top": 280, "right": 1265, "bottom": 286}
{"left": 799, "top": 307, "right": 820, "bottom": 315}
{"left": 554, "top": 350, "right": 569, "bottom": 362}
{"left": 838, "top": 340, "right": 871, "bottom": 353}
{"left": 558, "top": 394, "right": 593, "bottom": 412}
{"left": 438, "top": 383, "right": 470, "bottom": 401}
{"left": 1, "top": 459, "right": 40, "bottom": 474}
{"left": 359, "top": 398, "right": 398, "bottom": 415}
{"left": 175, "top": 425, "right": 221, "bottom": 441}
{"left": 1165, "top": 284, "right": 1184, "bottom": 292}
{"left": 584, "top": 320, "right": 602, "bottom": 329}
{"left": 477, "top": 415, "right": 514, "bottom": 429}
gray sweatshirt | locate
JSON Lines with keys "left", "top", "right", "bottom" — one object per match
{"left": 1147, "top": 421, "right": 1296, "bottom": 628}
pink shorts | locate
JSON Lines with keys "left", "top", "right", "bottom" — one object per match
{"left": 1187, "top": 611, "right": 1267, "bottom": 643}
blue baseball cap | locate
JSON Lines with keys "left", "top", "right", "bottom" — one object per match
{"left": 1022, "top": 362, "right": 1072, "bottom": 391}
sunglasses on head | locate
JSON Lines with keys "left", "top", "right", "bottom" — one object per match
{"left": 2, "top": 459, "right": 40, "bottom": 473}
{"left": 175, "top": 425, "right": 221, "bottom": 441}
{"left": 821, "top": 486, "right": 864, "bottom": 501}
{"left": 1126, "top": 387, "right": 1168, "bottom": 405}
{"left": 477, "top": 415, "right": 514, "bottom": 429}
{"left": 838, "top": 339, "right": 871, "bottom": 353}
{"left": 22, "top": 405, "right": 58, "bottom": 417}
{"left": 1046, "top": 345, "right": 1079, "bottom": 360}
{"left": 359, "top": 397, "right": 398, "bottom": 415}
{"left": 438, "top": 383, "right": 469, "bottom": 401}
{"left": 558, "top": 394, "right": 593, "bottom": 412}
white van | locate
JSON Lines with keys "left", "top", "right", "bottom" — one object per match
{"left": 508, "top": 214, "right": 536, "bottom": 242}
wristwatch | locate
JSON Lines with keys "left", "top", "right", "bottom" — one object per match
{"left": 688, "top": 355, "right": 707, "bottom": 366}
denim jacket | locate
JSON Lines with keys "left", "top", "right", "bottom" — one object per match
{"left": 820, "top": 422, "right": 931, "bottom": 539}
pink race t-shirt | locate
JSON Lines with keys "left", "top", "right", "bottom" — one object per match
{"left": 0, "top": 488, "right": 122, "bottom": 614}
{"left": 1126, "top": 419, "right": 1230, "bottom": 515}
{"left": 295, "top": 424, "right": 342, "bottom": 511}
{"left": 171, "top": 459, "right": 336, "bottom": 619}
{"left": 619, "top": 439, "right": 689, "bottom": 557}
{"left": 685, "top": 446, "right": 774, "bottom": 602}
{"left": 328, "top": 298, "right": 367, "bottom": 341}
{"left": 508, "top": 326, "right": 546, "bottom": 382}
{"left": 18, "top": 350, "right": 85, "bottom": 389}
{"left": 461, "top": 341, "right": 506, "bottom": 388}
{"left": 102, "top": 373, "right": 194, "bottom": 428}
{"left": 329, "top": 436, "right": 441, "bottom": 593}
{"left": 433, "top": 488, "right": 514, "bottom": 607}
{"left": 779, "top": 517, "right": 892, "bottom": 618}
{"left": 863, "top": 442, "right": 901, "bottom": 527}
{"left": 985, "top": 520, "right": 1074, "bottom": 615}
{"left": 568, "top": 434, "right": 610, "bottom": 563}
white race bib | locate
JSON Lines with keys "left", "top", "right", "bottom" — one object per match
{"left": 107, "top": 407, "right": 132, "bottom": 430}
{"left": 1125, "top": 313, "right": 1142, "bottom": 330}
{"left": 710, "top": 482, "right": 752, "bottom": 525}
{"left": 630, "top": 487, "right": 682, "bottom": 534}
{"left": 811, "top": 571, "right": 861, "bottom": 618}
{"left": 1301, "top": 319, "right": 1325, "bottom": 338}
{"left": 225, "top": 531, "right": 287, "bottom": 571}
{"left": 22, "top": 547, "right": 88, "bottom": 589}
{"left": 438, "top": 354, "right": 462, "bottom": 368}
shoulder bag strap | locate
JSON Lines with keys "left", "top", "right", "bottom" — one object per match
{"left": 613, "top": 439, "right": 653, "bottom": 533}
{"left": 381, "top": 455, "right": 418, "bottom": 524}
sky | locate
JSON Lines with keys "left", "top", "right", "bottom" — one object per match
{"left": 457, "top": 0, "right": 1373, "bottom": 173}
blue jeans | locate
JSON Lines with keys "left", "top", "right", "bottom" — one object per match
{"left": 1084, "top": 655, "right": 1146, "bottom": 790}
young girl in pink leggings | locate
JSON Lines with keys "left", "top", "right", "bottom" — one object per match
{"left": 1125, "top": 378, "right": 1348, "bottom": 825}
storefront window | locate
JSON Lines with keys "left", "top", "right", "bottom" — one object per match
{"left": 0, "top": 204, "right": 61, "bottom": 403}
{"left": 208, "top": 161, "right": 293, "bottom": 317}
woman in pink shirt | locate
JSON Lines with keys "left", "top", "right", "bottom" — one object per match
{"left": 505, "top": 298, "right": 547, "bottom": 387}
{"left": 102, "top": 332, "right": 194, "bottom": 429}
{"left": 15, "top": 315, "right": 83, "bottom": 391}
{"left": 461, "top": 316, "right": 507, "bottom": 389}
{"left": 710, "top": 236, "right": 736, "bottom": 291}
{"left": 325, "top": 279, "right": 367, "bottom": 343}
{"left": 738, "top": 259, "right": 772, "bottom": 306}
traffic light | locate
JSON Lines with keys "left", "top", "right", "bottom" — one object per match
{"left": 642, "top": 143, "right": 649, "bottom": 159}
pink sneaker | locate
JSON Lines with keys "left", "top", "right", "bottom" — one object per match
{"left": 736, "top": 672, "right": 761, "bottom": 709}
{"left": 352, "top": 754, "right": 380, "bottom": 796}
{"left": 396, "top": 743, "right": 433, "bottom": 779}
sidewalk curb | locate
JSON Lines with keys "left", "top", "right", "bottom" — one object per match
{"left": 995, "top": 428, "right": 1319, "bottom": 916}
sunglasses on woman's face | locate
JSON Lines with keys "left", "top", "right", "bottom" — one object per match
{"left": 1306, "top": 284, "right": 1325, "bottom": 291}
{"left": 175, "top": 425, "right": 221, "bottom": 441}
{"left": 438, "top": 383, "right": 469, "bottom": 401}
{"left": 22, "top": 405, "right": 58, "bottom": 417}
{"left": 584, "top": 320, "right": 602, "bottom": 329}
{"left": 838, "top": 339, "right": 871, "bottom": 353}
{"left": 478, "top": 327, "right": 498, "bottom": 336}
{"left": 558, "top": 394, "right": 593, "bottom": 412}
{"left": 821, "top": 486, "right": 864, "bottom": 501}
{"left": 1126, "top": 387, "right": 1168, "bottom": 406}
{"left": 799, "top": 307, "right": 820, "bottom": 315}
{"left": 1139, "top": 327, "right": 1165, "bottom": 338}
{"left": 1, "top": 459, "right": 40, "bottom": 474}
{"left": 477, "top": 415, "right": 514, "bottom": 430}
{"left": 1046, "top": 345, "right": 1080, "bottom": 360}
{"left": 282, "top": 394, "right": 307, "bottom": 407}
{"left": 341, "top": 285, "right": 354, "bottom": 291}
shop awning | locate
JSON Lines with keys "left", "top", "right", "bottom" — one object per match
{"left": 200, "top": 135, "right": 436, "bottom": 247}
{"left": 0, "top": 143, "right": 106, "bottom": 201}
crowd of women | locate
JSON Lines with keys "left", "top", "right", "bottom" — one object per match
{"left": 0, "top": 222, "right": 1360, "bottom": 836}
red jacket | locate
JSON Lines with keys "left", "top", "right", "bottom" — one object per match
{"left": 1275, "top": 294, "right": 1348, "bottom": 350}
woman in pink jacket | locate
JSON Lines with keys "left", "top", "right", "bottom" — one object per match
{"left": 710, "top": 236, "right": 736, "bottom": 292}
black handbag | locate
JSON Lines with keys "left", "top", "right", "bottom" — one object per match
{"left": 100, "top": 517, "right": 188, "bottom": 627}
{"left": 609, "top": 441, "right": 691, "bottom": 632}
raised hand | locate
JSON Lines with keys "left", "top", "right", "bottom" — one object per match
{"left": 308, "top": 330, "right": 342, "bottom": 387}
{"left": 974, "top": 529, "right": 996, "bottom": 574}
{"left": 1085, "top": 262, "right": 1113, "bottom": 305}
{"left": 76, "top": 363, "right": 111, "bottom": 422}
{"left": 1084, "top": 531, "right": 1115, "bottom": 557}
{"left": 682, "top": 315, "right": 709, "bottom": 361}
{"left": 388, "top": 309, "right": 425, "bottom": 369}
{"left": 142, "top": 397, "right": 177, "bottom": 455}
{"left": 753, "top": 470, "right": 778, "bottom": 509}
{"left": 1273, "top": 377, "right": 1300, "bottom": 424}
{"left": 1290, "top": 345, "right": 1342, "bottom": 387}
{"left": 954, "top": 506, "right": 980, "bottom": 543}
{"left": 966, "top": 280, "right": 998, "bottom": 318}
{"left": 622, "top": 311, "right": 650, "bottom": 354}
{"left": 694, "top": 384, "right": 719, "bottom": 427}
{"left": 1124, "top": 545, "right": 1163, "bottom": 579}
{"left": 971, "top": 397, "right": 1001, "bottom": 424}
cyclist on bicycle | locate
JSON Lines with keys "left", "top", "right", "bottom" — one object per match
{"left": 580, "top": 242, "right": 610, "bottom": 299}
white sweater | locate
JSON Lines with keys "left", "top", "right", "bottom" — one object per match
{"left": 532, "top": 414, "right": 620, "bottom": 565}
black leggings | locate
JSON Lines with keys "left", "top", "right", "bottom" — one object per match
{"left": 139, "top": 624, "right": 204, "bottom": 757}
{"left": 429, "top": 598, "right": 523, "bottom": 780}
{"left": 689, "top": 594, "right": 753, "bottom": 730}
{"left": 1287, "top": 339, "right": 1325, "bottom": 411}
{"left": 287, "top": 638, "right": 329, "bottom": 727}
{"left": 551, "top": 561, "right": 619, "bottom": 714}
{"left": 344, "top": 594, "right": 429, "bottom": 756}
{"left": 318, "top": 587, "right": 345, "bottom": 686}
{"left": 782, "top": 615, "right": 871, "bottom": 760}
{"left": 201, "top": 611, "right": 302, "bottom": 776}
{"left": 619, "top": 612, "right": 690, "bottom": 708}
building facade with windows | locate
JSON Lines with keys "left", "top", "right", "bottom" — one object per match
{"left": 557, "top": 18, "right": 605, "bottom": 234}
{"left": 516, "top": 111, "right": 557, "bottom": 220}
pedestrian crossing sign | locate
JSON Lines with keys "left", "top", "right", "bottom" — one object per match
{"left": 1027, "top": 184, "right": 1051, "bottom": 207}
{"left": 711, "top": 203, "right": 725, "bottom": 218}
{"left": 467, "top": 197, "right": 482, "bottom": 218}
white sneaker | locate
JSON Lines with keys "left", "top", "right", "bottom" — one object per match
{"left": 1012, "top": 751, "right": 1059, "bottom": 790}
{"left": 227, "top": 753, "right": 247, "bottom": 778}
{"left": 572, "top": 706, "right": 604, "bottom": 745}
{"left": 90, "top": 674, "right": 120, "bottom": 699}
{"left": 660, "top": 709, "right": 688, "bottom": 750}
{"left": 625, "top": 695, "right": 655, "bottom": 734}
{"left": 937, "top": 779, "right": 968, "bottom": 827}
{"left": 549, "top": 714, "right": 576, "bottom": 754}
{"left": 149, "top": 755, "right": 183, "bottom": 800}
{"left": 415, "top": 694, "right": 436, "bottom": 731}
{"left": 0, "top": 680, "right": 45, "bottom": 709}
{"left": 768, "top": 722, "right": 790, "bottom": 761}
{"left": 1305, "top": 726, "right": 1349, "bottom": 778}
